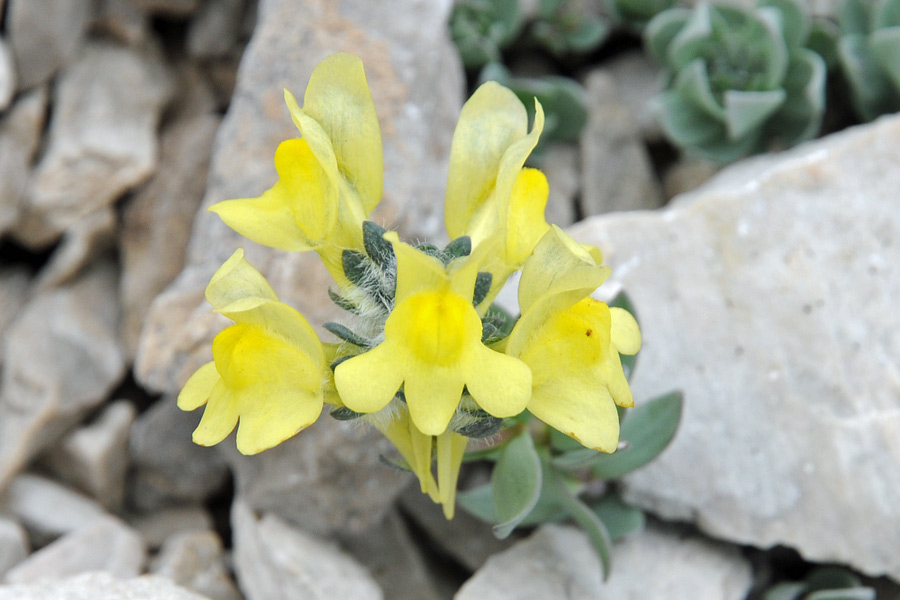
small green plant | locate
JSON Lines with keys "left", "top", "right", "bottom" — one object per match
{"left": 645, "top": 0, "right": 827, "bottom": 163}
{"left": 836, "top": 0, "right": 900, "bottom": 121}
{"left": 606, "top": 0, "right": 678, "bottom": 31}
{"left": 450, "top": 0, "right": 523, "bottom": 69}
{"left": 458, "top": 293, "right": 683, "bottom": 578}
{"left": 530, "top": 0, "right": 610, "bottom": 57}
{"left": 763, "top": 567, "right": 875, "bottom": 600}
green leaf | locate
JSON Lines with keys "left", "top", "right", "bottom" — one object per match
{"left": 869, "top": 26, "right": 900, "bottom": 93}
{"left": 456, "top": 483, "right": 498, "bottom": 523}
{"left": 758, "top": 0, "right": 809, "bottom": 49}
{"left": 362, "top": 221, "right": 394, "bottom": 271}
{"left": 473, "top": 272, "right": 493, "bottom": 306}
{"left": 328, "top": 288, "right": 360, "bottom": 314}
{"left": 492, "top": 432, "right": 543, "bottom": 538}
{"left": 838, "top": 34, "right": 897, "bottom": 121}
{"left": 590, "top": 493, "right": 645, "bottom": 541}
{"left": 643, "top": 7, "right": 692, "bottom": 65}
{"left": 342, "top": 250, "right": 369, "bottom": 288}
{"left": 323, "top": 322, "right": 371, "bottom": 348}
{"left": 838, "top": 0, "right": 870, "bottom": 36}
{"left": 805, "top": 567, "right": 863, "bottom": 591}
{"left": 444, "top": 236, "right": 472, "bottom": 261}
{"left": 330, "top": 406, "right": 364, "bottom": 421}
{"left": 591, "top": 391, "right": 683, "bottom": 479}
{"left": 763, "top": 582, "right": 807, "bottom": 600}
{"left": 805, "top": 590, "right": 876, "bottom": 600}
{"left": 723, "top": 89, "right": 786, "bottom": 140}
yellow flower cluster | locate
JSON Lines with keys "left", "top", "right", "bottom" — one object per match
{"left": 178, "top": 53, "right": 640, "bottom": 519}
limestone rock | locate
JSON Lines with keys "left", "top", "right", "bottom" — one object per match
{"left": 120, "top": 114, "right": 220, "bottom": 359}
{"left": 0, "top": 572, "right": 211, "bottom": 600}
{"left": 0, "top": 39, "right": 14, "bottom": 111}
{"left": 6, "top": 0, "right": 91, "bottom": 91}
{"left": 0, "top": 263, "right": 125, "bottom": 490}
{"left": 0, "top": 474, "right": 108, "bottom": 546}
{"left": 18, "top": 42, "right": 171, "bottom": 248}
{"left": 220, "top": 416, "right": 409, "bottom": 536}
{"left": 0, "top": 518, "right": 28, "bottom": 579}
{"left": 569, "top": 114, "right": 900, "bottom": 581}
{"left": 131, "top": 505, "right": 214, "bottom": 550}
{"left": 0, "top": 268, "right": 29, "bottom": 369}
{"left": 601, "top": 522, "right": 752, "bottom": 599}
{"left": 539, "top": 145, "right": 579, "bottom": 229}
{"left": 4, "top": 516, "right": 146, "bottom": 584}
{"left": 40, "top": 401, "right": 136, "bottom": 511}
{"left": 580, "top": 70, "right": 663, "bottom": 216}
{"left": 151, "top": 530, "right": 241, "bottom": 600}
{"left": 34, "top": 208, "right": 118, "bottom": 290}
{"left": 341, "top": 508, "right": 442, "bottom": 600}
{"left": 455, "top": 525, "right": 603, "bottom": 599}
{"left": 188, "top": 0, "right": 248, "bottom": 58}
{"left": 599, "top": 50, "right": 665, "bottom": 142}
{"left": 93, "top": 0, "right": 150, "bottom": 45}
{"left": 129, "top": 396, "right": 229, "bottom": 511}
{"left": 0, "top": 88, "right": 48, "bottom": 237}
{"left": 232, "top": 500, "right": 383, "bottom": 600}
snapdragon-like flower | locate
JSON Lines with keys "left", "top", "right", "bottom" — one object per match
{"left": 208, "top": 53, "right": 383, "bottom": 285}
{"left": 334, "top": 232, "right": 532, "bottom": 436}
{"left": 506, "top": 226, "right": 640, "bottom": 452}
{"left": 177, "top": 249, "right": 329, "bottom": 455}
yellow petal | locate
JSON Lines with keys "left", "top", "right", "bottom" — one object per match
{"left": 193, "top": 380, "right": 239, "bottom": 447}
{"left": 462, "top": 346, "right": 532, "bottom": 419}
{"left": 600, "top": 344, "right": 635, "bottom": 408}
{"left": 437, "top": 430, "right": 469, "bottom": 518}
{"left": 505, "top": 168, "right": 550, "bottom": 267}
{"left": 205, "top": 249, "right": 278, "bottom": 310}
{"left": 209, "top": 139, "right": 337, "bottom": 252}
{"left": 445, "top": 82, "right": 528, "bottom": 241}
{"left": 610, "top": 307, "right": 641, "bottom": 355}
{"left": 386, "top": 231, "right": 448, "bottom": 305}
{"left": 410, "top": 421, "right": 436, "bottom": 498}
{"left": 405, "top": 363, "right": 465, "bottom": 436}
{"left": 236, "top": 386, "right": 323, "bottom": 455}
{"left": 333, "top": 342, "right": 404, "bottom": 414}
{"left": 529, "top": 379, "right": 620, "bottom": 453}
{"left": 177, "top": 361, "right": 219, "bottom": 411}
{"left": 379, "top": 406, "right": 439, "bottom": 498}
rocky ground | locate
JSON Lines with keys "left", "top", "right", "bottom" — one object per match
{"left": 0, "top": 0, "right": 899, "bottom": 599}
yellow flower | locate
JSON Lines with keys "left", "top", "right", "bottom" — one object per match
{"left": 505, "top": 226, "right": 640, "bottom": 453}
{"left": 177, "top": 249, "right": 328, "bottom": 455}
{"left": 333, "top": 232, "right": 532, "bottom": 436}
{"left": 377, "top": 403, "right": 469, "bottom": 519}
{"left": 208, "top": 53, "right": 383, "bottom": 285}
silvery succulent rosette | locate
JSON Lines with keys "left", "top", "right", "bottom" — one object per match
{"left": 837, "top": 0, "right": 900, "bottom": 121}
{"left": 645, "top": 0, "right": 826, "bottom": 163}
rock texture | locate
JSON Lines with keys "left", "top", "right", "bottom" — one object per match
{"left": 455, "top": 525, "right": 604, "bottom": 599}
{"left": 0, "top": 518, "right": 28, "bottom": 579}
{"left": 151, "top": 530, "right": 241, "bottom": 600}
{"left": 232, "top": 500, "right": 384, "bottom": 600}
{"left": 0, "top": 88, "right": 48, "bottom": 236}
{"left": 0, "top": 39, "right": 14, "bottom": 111}
{"left": 0, "top": 572, "right": 210, "bottom": 600}
{"left": 0, "top": 264, "right": 125, "bottom": 491}
{"left": 570, "top": 114, "right": 900, "bottom": 581}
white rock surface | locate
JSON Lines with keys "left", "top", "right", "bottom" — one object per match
{"left": 0, "top": 263, "right": 125, "bottom": 491}
{"left": 570, "top": 114, "right": 900, "bottom": 581}
{"left": 0, "top": 39, "right": 14, "bottom": 111}
{"left": 33, "top": 208, "right": 118, "bottom": 290}
{"left": 455, "top": 525, "right": 603, "bottom": 599}
{"left": 6, "top": 0, "right": 91, "bottom": 91}
{"left": 0, "top": 87, "right": 48, "bottom": 236}
{"left": 601, "top": 523, "right": 752, "bottom": 599}
{"left": 0, "top": 268, "right": 29, "bottom": 369}
{"left": 3, "top": 516, "right": 146, "bottom": 584}
{"left": 0, "top": 474, "right": 108, "bottom": 545}
{"left": 187, "top": 0, "right": 247, "bottom": 58}
{"left": 0, "top": 572, "right": 210, "bottom": 600}
{"left": 151, "top": 530, "right": 241, "bottom": 600}
{"left": 131, "top": 505, "right": 214, "bottom": 550}
{"left": 0, "top": 518, "right": 28, "bottom": 579}
{"left": 539, "top": 145, "right": 579, "bottom": 229}
{"left": 41, "top": 401, "right": 136, "bottom": 511}
{"left": 232, "top": 500, "right": 383, "bottom": 600}
{"left": 18, "top": 42, "right": 171, "bottom": 248}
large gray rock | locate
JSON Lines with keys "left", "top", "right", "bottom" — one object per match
{"left": 187, "top": 0, "right": 248, "bottom": 58}
{"left": 0, "top": 87, "right": 47, "bottom": 237}
{"left": 0, "top": 268, "right": 29, "bottom": 369}
{"left": 0, "top": 474, "right": 108, "bottom": 545}
{"left": 0, "top": 263, "right": 125, "bottom": 491}
{"left": 3, "top": 516, "right": 146, "bottom": 584}
{"left": 119, "top": 114, "right": 221, "bottom": 359}
{"left": 6, "top": 0, "right": 91, "bottom": 91}
{"left": 0, "top": 39, "right": 14, "bottom": 111}
{"left": 17, "top": 42, "right": 171, "bottom": 248}
{"left": 455, "top": 525, "right": 603, "bottom": 600}
{"left": 134, "top": 0, "right": 463, "bottom": 535}
{"left": 601, "top": 522, "right": 752, "bottom": 600}
{"left": 232, "top": 500, "right": 383, "bottom": 600}
{"left": 0, "top": 518, "right": 28, "bottom": 579}
{"left": 130, "top": 505, "right": 214, "bottom": 550}
{"left": 0, "top": 572, "right": 210, "bottom": 600}
{"left": 40, "top": 401, "right": 136, "bottom": 511}
{"left": 151, "top": 530, "right": 241, "bottom": 600}
{"left": 569, "top": 114, "right": 900, "bottom": 581}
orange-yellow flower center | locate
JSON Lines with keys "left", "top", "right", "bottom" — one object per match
{"left": 213, "top": 323, "right": 310, "bottom": 389}
{"left": 393, "top": 291, "right": 472, "bottom": 365}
